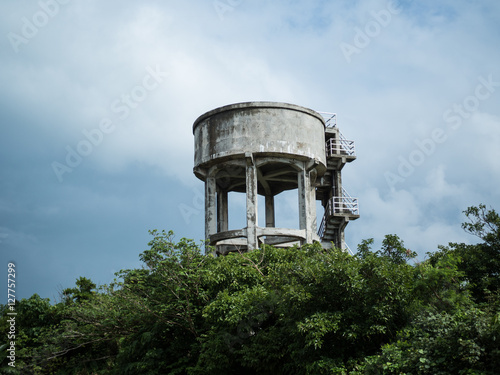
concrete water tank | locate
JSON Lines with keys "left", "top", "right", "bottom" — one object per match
{"left": 193, "top": 102, "right": 326, "bottom": 254}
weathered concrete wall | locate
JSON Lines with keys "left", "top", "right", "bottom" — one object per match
{"left": 193, "top": 102, "right": 327, "bottom": 253}
{"left": 193, "top": 102, "right": 326, "bottom": 173}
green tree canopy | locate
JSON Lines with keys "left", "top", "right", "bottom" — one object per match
{"left": 2, "top": 206, "right": 499, "bottom": 374}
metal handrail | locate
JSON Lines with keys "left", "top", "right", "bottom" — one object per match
{"left": 323, "top": 194, "right": 359, "bottom": 218}
{"left": 318, "top": 192, "right": 359, "bottom": 239}
{"left": 344, "top": 241, "right": 354, "bottom": 256}
{"left": 341, "top": 187, "right": 354, "bottom": 200}
{"left": 332, "top": 196, "right": 359, "bottom": 216}
{"left": 326, "top": 137, "right": 356, "bottom": 157}
{"left": 318, "top": 217, "right": 326, "bottom": 239}
{"left": 318, "top": 112, "right": 337, "bottom": 128}
{"left": 317, "top": 201, "right": 329, "bottom": 238}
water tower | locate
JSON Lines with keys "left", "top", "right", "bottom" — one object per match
{"left": 193, "top": 102, "right": 358, "bottom": 255}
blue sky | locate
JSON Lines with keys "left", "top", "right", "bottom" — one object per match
{"left": 1, "top": 0, "right": 499, "bottom": 302}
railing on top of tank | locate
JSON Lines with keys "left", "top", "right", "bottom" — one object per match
{"left": 318, "top": 112, "right": 337, "bottom": 128}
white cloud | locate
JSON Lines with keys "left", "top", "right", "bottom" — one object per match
{"left": 1, "top": 0, "right": 499, "bottom": 299}
{"left": 348, "top": 163, "right": 482, "bottom": 255}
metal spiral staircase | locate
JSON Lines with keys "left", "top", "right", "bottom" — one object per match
{"left": 316, "top": 113, "right": 359, "bottom": 252}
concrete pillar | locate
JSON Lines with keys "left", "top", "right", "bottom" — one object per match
{"left": 265, "top": 195, "right": 275, "bottom": 227}
{"left": 205, "top": 176, "right": 217, "bottom": 243}
{"left": 298, "top": 166, "right": 316, "bottom": 243}
{"left": 335, "top": 227, "right": 342, "bottom": 249}
{"left": 333, "top": 170, "right": 341, "bottom": 198}
{"left": 336, "top": 220, "right": 347, "bottom": 250}
{"left": 217, "top": 190, "right": 228, "bottom": 232}
{"left": 246, "top": 156, "right": 258, "bottom": 250}
{"left": 298, "top": 169, "right": 307, "bottom": 234}
{"left": 309, "top": 171, "right": 318, "bottom": 240}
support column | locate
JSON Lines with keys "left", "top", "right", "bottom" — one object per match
{"left": 205, "top": 176, "right": 217, "bottom": 245}
{"left": 246, "top": 155, "right": 258, "bottom": 250}
{"left": 217, "top": 190, "right": 228, "bottom": 233}
{"left": 265, "top": 195, "right": 275, "bottom": 228}
{"left": 334, "top": 227, "right": 342, "bottom": 250}
{"left": 340, "top": 226, "right": 346, "bottom": 250}
{"left": 333, "top": 170, "right": 342, "bottom": 201}
{"left": 334, "top": 219, "right": 348, "bottom": 250}
{"left": 298, "top": 166, "right": 316, "bottom": 244}
{"left": 309, "top": 170, "right": 318, "bottom": 241}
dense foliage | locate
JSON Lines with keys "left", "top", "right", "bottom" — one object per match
{"left": 1, "top": 205, "right": 499, "bottom": 374}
